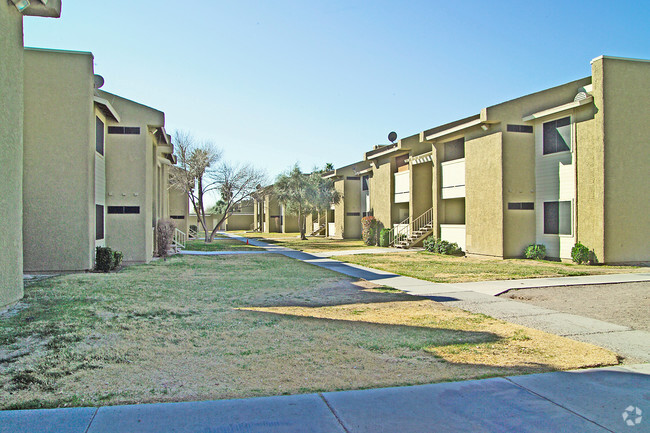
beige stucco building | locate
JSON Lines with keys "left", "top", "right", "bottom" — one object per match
{"left": 22, "top": 48, "right": 183, "bottom": 271}
{"left": 330, "top": 56, "right": 649, "bottom": 264}
{"left": 97, "top": 90, "right": 181, "bottom": 264}
{"left": 0, "top": 1, "right": 61, "bottom": 307}
{"left": 252, "top": 189, "right": 300, "bottom": 234}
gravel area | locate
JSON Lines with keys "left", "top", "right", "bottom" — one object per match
{"left": 500, "top": 281, "right": 650, "bottom": 332}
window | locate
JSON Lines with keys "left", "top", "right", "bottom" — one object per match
{"left": 170, "top": 215, "right": 185, "bottom": 220}
{"left": 96, "top": 205, "right": 104, "bottom": 240}
{"left": 508, "top": 202, "right": 534, "bottom": 210}
{"left": 346, "top": 176, "right": 360, "bottom": 181}
{"left": 544, "top": 201, "right": 571, "bottom": 235}
{"left": 107, "top": 126, "right": 141, "bottom": 135}
{"left": 346, "top": 212, "right": 361, "bottom": 216}
{"left": 108, "top": 206, "right": 140, "bottom": 214}
{"left": 507, "top": 124, "right": 533, "bottom": 133}
{"left": 362, "top": 175, "right": 369, "bottom": 191}
{"left": 95, "top": 117, "right": 104, "bottom": 155}
{"left": 543, "top": 117, "right": 571, "bottom": 155}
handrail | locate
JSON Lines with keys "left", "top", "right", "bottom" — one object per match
{"left": 388, "top": 207, "right": 434, "bottom": 247}
{"left": 388, "top": 214, "right": 411, "bottom": 246}
{"left": 173, "top": 228, "right": 187, "bottom": 249}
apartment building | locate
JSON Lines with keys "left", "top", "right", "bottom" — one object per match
{"left": 252, "top": 188, "right": 300, "bottom": 234}
{"left": 330, "top": 56, "right": 648, "bottom": 264}
{"left": 98, "top": 90, "right": 180, "bottom": 264}
{"left": 319, "top": 161, "right": 372, "bottom": 239}
{"left": 22, "top": 48, "right": 182, "bottom": 271}
{"left": 0, "top": 0, "right": 62, "bottom": 307}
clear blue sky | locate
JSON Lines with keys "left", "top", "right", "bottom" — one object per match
{"left": 24, "top": 0, "right": 650, "bottom": 181}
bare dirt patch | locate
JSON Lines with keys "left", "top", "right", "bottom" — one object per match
{"left": 501, "top": 281, "right": 650, "bottom": 332}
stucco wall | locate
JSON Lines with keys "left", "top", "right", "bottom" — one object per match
{"left": 23, "top": 49, "right": 96, "bottom": 271}
{"left": 465, "top": 132, "right": 504, "bottom": 257}
{"left": 169, "top": 187, "right": 189, "bottom": 234}
{"left": 501, "top": 130, "right": 536, "bottom": 257}
{"left": 599, "top": 57, "right": 650, "bottom": 263}
{"left": 100, "top": 91, "right": 165, "bottom": 263}
{"left": 0, "top": 4, "right": 25, "bottom": 306}
{"left": 368, "top": 157, "right": 393, "bottom": 229}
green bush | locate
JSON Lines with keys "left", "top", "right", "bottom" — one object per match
{"left": 423, "top": 235, "right": 436, "bottom": 252}
{"left": 113, "top": 251, "right": 123, "bottom": 269}
{"left": 524, "top": 244, "right": 546, "bottom": 260}
{"left": 379, "top": 228, "right": 390, "bottom": 247}
{"left": 361, "top": 216, "right": 378, "bottom": 246}
{"left": 95, "top": 247, "right": 114, "bottom": 272}
{"left": 571, "top": 242, "right": 597, "bottom": 265}
{"left": 423, "top": 236, "right": 463, "bottom": 255}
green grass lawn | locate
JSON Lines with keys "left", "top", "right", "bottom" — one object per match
{"left": 332, "top": 251, "right": 642, "bottom": 283}
{"left": 0, "top": 254, "right": 617, "bottom": 410}
{"left": 184, "top": 237, "right": 263, "bottom": 252}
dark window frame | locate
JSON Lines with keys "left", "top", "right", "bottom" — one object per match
{"left": 362, "top": 175, "right": 369, "bottom": 191}
{"left": 507, "top": 124, "right": 533, "bottom": 133}
{"left": 96, "top": 205, "right": 104, "bottom": 240}
{"left": 107, "top": 126, "right": 141, "bottom": 135}
{"left": 95, "top": 117, "right": 105, "bottom": 155}
{"left": 543, "top": 116, "right": 571, "bottom": 155}
{"left": 544, "top": 201, "right": 571, "bottom": 235}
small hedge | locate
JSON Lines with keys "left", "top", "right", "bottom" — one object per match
{"left": 524, "top": 244, "right": 546, "bottom": 260}
{"left": 156, "top": 218, "right": 176, "bottom": 260}
{"left": 95, "top": 247, "right": 123, "bottom": 272}
{"left": 379, "top": 228, "right": 390, "bottom": 247}
{"left": 571, "top": 242, "right": 598, "bottom": 265}
{"left": 423, "top": 236, "right": 463, "bottom": 255}
{"left": 361, "top": 216, "right": 378, "bottom": 246}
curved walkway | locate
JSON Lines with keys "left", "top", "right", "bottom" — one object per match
{"left": 223, "top": 233, "right": 650, "bottom": 362}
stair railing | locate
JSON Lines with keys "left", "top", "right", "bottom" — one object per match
{"left": 411, "top": 207, "right": 434, "bottom": 239}
{"left": 388, "top": 214, "right": 411, "bottom": 246}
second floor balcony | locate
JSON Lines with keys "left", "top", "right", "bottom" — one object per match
{"left": 441, "top": 158, "right": 465, "bottom": 199}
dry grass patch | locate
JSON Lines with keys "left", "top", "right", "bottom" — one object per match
{"left": 243, "top": 300, "right": 617, "bottom": 370}
{"left": 333, "top": 252, "right": 643, "bottom": 283}
{"left": 0, "top": 254, "right": 619, "bottom": 410}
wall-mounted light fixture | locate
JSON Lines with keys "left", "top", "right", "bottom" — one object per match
{"left": 480, "top": 124, "right": 489, "bottom": 131}
{"left": 11, "top": 0, "right": 30, "bottom": 12}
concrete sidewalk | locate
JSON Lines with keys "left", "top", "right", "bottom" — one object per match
{"left": 223, "top": 233, "right": 650, "bottom": 361}
{"left": 2, "top": 364, "right": 647, "bottom": 433}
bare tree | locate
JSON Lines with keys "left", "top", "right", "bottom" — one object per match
{"left": 206, "top": 162, "right": 266, "bottom": 242}
{"left": 169, "top": 131, "right": 222, "bottom": 241}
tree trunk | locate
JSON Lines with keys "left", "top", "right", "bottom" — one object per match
{"left": 299, "top": 206, "right": 307, "bottom": 240}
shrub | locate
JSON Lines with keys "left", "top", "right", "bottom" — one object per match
{"left": 524, "top": 244, "right": 546, "bottom": 260}
{"left": 95, "top": 247, "right": 114, "bottom": 272}
{"left": 571, "top": 242, "right": 598, "bottom": 265}
{"left": 379, "top": 228, "right": 391, "bottom": 247}
{"left": 361, "top": 216, "right": 378, "bottom": 246}
{"left": 423, "top": 235, "right": 436, "bottom": 252}
{"left": 112, "top": 250, "right": 123, "bottom": 269}
{"left": 189, "top": 224, "right": 198, "bottom": 233}
{"left": 156, "top": 219, "right": 176, "bottom": 260}
{"left": 423, "top": 236, "right": 463, "bottom": 255}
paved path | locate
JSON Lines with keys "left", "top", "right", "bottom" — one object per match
{"left": 223, "top": 233, "right": 650, "bottom": 361}
{"left": 180, "top": 250, "right": 272, "bottom": 256}
{"left": 2, "top": 363, "right": 647, "bottom": 433}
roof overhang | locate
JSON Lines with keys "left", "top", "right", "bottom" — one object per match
{"left": 364, "top": 143, "right": 399, "bottom": 160}
{"left": 423, "top": 118, "right": 483, "bottom": 141}
{"left": 357, "top": 167, "right": 373, "bottom": 175}
{"left": 20, "top": 0, "right": 61, "bottom": 17}
{"left": 522, "top": 96, "right": 594, "bottom": 121}
{"left": 93, "top": 96, "right": 120, "bottom": 122}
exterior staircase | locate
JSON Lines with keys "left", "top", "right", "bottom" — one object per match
{"left": 172, "top": 228, "right": 187, "bottom": 253}
{"left": 310, "top": 223, "right": 326, "bottom": 236}
{"left": 389, "top": 207, "right": 435, "bottom": 249}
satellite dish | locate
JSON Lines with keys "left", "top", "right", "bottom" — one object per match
{"left": 93, "top": 74, "right": 105, "bottom": 89}
{"left": 388, "top": 131, "right": 397, "bottom": 143}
